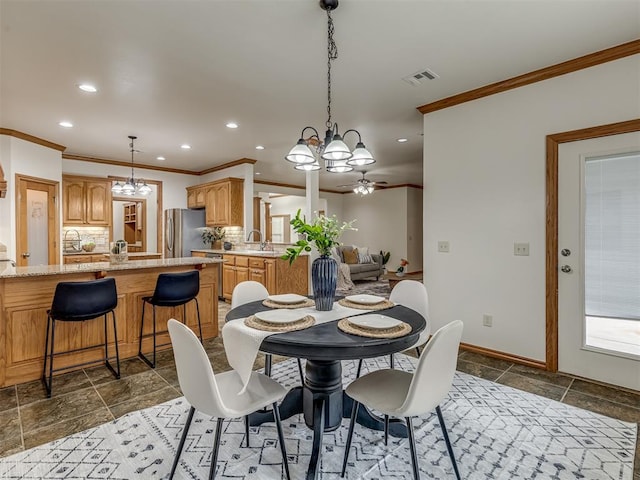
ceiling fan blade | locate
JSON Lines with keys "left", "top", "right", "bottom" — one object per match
{"left": 336, "top": 183, "right": 357, "bottom": 188}
{"left": 373, "top": 180, "right": 388, "bottom": 184}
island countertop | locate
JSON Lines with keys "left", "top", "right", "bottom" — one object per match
{"left": 192, "top": 249, "right": 309, "bottom": 258}
{"left": 0, "top": 256, "right": 223, "bottom": 279}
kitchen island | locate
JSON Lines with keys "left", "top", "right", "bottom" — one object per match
{"left": 0, "top": 257, "right": 222, "bottom": 388}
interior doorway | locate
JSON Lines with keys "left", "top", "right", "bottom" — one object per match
{"left": 15, "top": 174, "right": 59, "bottom": 266}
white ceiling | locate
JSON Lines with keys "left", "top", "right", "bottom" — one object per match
{"left": 1, "top": 0, "right": 638, "bottom": 190}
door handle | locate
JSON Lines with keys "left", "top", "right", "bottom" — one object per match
{"left": 561, "top": 265, "right": 572, "bottom": 273}
{"left": 21, "top": 252, "right": 30, "bottom": 258}
{"left": 561, "top": 249, "right": 571, "bottom": 257}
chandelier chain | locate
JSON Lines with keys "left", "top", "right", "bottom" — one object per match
{"left": 326, "top": 9, "right": 338, "bottom": 130}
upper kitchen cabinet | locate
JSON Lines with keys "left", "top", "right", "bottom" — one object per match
{"left": 199, "top": 178, "right": 243, "bottom": 227}
{"left": 63, "top": 175, "right": 112, "bottom": 226}
{"left": 186, "top": 184, "right": 206, "bottom": 209}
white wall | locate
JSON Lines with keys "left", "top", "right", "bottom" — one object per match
{"left": 342, "top": 188, "right": 410, "bottom": 269}
{"left": 423, "top": 55, "right": 640, "bottom": 361}
{"left": 0, "top": 136, "right": 63, "bottom": 261}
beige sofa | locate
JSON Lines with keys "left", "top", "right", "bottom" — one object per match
{"left": 335, "top": 245, "right": 384, "bottom": 281}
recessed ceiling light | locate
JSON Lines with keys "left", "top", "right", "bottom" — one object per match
{"left": 255, "top": 172, "right": 261, "bottom": 175}
{"left": 226, "top": 122, "right": 238, "bottom": 129}
{"left": 255, "top": 145, "right": 265, "bottom": 150}
{"left": 58, "top": 121, "right": 73, "bottom": 128}
{"left": 181, "top": 144, "right": 191, "bottom": 150}
{"left": 78, "top": 84, "right": 97, "bottom": 93}
{"left": 156, "top": 156, "right": 165, "bottom": 161}
{"left": 397, "top": 138, "right": 408, "bottom": 143}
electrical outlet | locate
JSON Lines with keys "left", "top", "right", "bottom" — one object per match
{"left": 514, "top": 242, "right": 529, "bottom": 256}
{"left": 483, "top": 314, "right": 493, "bottom": 327}
{"left": 438, "top": 241, "right": 450, "bottom": 253}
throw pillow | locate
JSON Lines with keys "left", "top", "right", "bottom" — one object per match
{"left": 358, "top": 253, "right": 373, "bottom": 264}
{"left": 353, "top": 245, "right": 369, "bottom": 256}
{"left": 343, "top": 248, "right": 359, "bottom": 264}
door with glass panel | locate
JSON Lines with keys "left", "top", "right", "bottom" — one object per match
{"left": 16, "top": 175, "right": 59, "bottom": 266}
{"left": 558, "top": 132, "right": 640, "bottom": 390}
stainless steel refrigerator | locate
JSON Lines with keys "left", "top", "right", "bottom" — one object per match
{"left": 164, "top": 208, "right": 206, "bottom": 258}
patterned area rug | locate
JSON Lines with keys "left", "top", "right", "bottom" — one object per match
{"left": 337, "top": 278, "right": 390, "bottom": 297}
{"left": 0, "top": 355, "right": 636, "bottom": 479}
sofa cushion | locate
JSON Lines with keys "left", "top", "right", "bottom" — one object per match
{"left": 358, "top": 253, "right": 373, "bottom": 264}
{"left": 349, "top": 263, "right": 379, "bottom": 274}
{"left": 343, "top": 248, "right": 359, "bottom": 264}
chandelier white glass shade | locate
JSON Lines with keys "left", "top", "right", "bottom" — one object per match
{"left": 285, "top": 0, "right": 375, "bottom": 173}
{"left": 111, "top": 136, "right": 151, "bottom": 196}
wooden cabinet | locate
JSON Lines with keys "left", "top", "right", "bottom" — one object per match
{"left": 206, "top": 179, "right": 243, "bottom": 227}
{"left": 63, "top": 254, "right": 106, "bottom": 264}
{"left": 222, "top": 253, "right": 308, "bottom": 301}
{"left": 186, "top": 185, "right": 206, "bottom": 209}
{"left": 63, "top": 175, "right": 112, "bottom": 226}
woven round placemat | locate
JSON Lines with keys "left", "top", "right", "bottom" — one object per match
{"left": 262, "top": 298, "right": 315, "bottom": 309}
{"left": 244, "top": 315, "right": 315, "bottom": 332}
{"left": 337, "top": 298, "right": 394, "bottom": 310}
{"left": 337, "top": 318, "right": 411, "bottom": 338}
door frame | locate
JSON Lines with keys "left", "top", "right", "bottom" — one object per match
{"left": 545, "top": 118, "right": 640, "bottom": 371}
{"left": 15, "top": 174, "right": 60, "bottom": 266}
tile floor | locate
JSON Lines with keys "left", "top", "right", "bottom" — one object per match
{"left": 0, "top": 301, "right": 638, "bottom": 478}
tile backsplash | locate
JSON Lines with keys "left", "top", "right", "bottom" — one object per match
{"left": 62, "top": 226, "right": 110, "bottom": 252}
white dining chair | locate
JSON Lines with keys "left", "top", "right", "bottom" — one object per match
{"left": 341, "top": 320, "right": 463, "bottom": 480}
{"left": 167, "top": 319, "right": 290, "bottom": 480}
{"left": 355, "top": 279, "right": 431, "bottom": 377}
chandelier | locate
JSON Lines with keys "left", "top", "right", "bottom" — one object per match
{"left": 285, "top": 0, "right": 375, "bottom": 173}
{"left": 111, "top": 135, "right": 151, "bottom": 196}
{"left": 353, "top": 184, "right": 374, "bottom": 196}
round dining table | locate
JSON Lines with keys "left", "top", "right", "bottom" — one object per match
{"left": 225, "top": 299, "right": 426, "bottom": 480}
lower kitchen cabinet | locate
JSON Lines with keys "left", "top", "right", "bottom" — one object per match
{"left": 222, "top": 254, "right": 308, "bottom": 301}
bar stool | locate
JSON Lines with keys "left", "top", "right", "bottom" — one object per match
{"left": 42, "top": 277, "right": 120, "bottom": 398}
{"left": 138, "top": 270, "right": 203, "bottom": 368}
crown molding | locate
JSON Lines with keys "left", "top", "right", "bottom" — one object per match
{"left": 199, "top": 158, "right": 257, "bottom": 175}
{"left": 254, "top": 178, "right": 343, "bottom": 194}
{"left": 417, "top": 39, "right": 640, "bottom": 115}
{"left": 0, "top": 128, "right": 66, "bottom": 151}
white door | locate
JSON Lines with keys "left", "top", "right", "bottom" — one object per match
{"left": 558, "top": 132, "right": 640, "bottom": 391}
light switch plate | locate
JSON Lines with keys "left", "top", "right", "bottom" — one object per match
{"left": 514, "top": 242, "right": 529, "bottom": 256}
{"left": 438, "top": 241, "right": 450, "bottom": 253}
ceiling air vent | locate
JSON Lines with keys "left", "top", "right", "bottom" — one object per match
{"left": 402, "top": 68, "right": 439, "bottom": 86}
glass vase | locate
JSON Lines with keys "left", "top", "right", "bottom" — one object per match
{"left": 312, "top": 255, "right": 337, "bottom": 311}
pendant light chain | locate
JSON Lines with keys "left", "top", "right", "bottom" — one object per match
{"left": 326, "top": 9, "right": 338, "bottom": 130}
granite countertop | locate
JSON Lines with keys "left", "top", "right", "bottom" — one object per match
{"left": 192, "top": 248, "right": 284, "bottom": 258}
{"left": 63, "top": 250, "right": 109, "bottom": 256}
{"left": 0, "top": 257, "right": 223, "bottom": 279}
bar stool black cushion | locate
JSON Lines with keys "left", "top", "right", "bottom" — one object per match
{"left": 43, "top": 278, "right": 120, "bottom": 397}
{"left": 138, "top": 270, "right": 203, "bottom": 368}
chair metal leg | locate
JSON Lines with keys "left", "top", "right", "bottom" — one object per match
{"left": 415, "top": 346, "right": 421, "bottom": 357}
{"left": 209, "top": 418, "right": 224, "bottom": 480}
{"left": 273, "top": 402, "right": 291, "bottom": 480}
{"left": 297, "top": 358, "right": 304, "bottom": 383}
{"left": 405, "top": 416, "right": 420, "bottom": 480}
{"left": 138, "top": 302, "right": 158, "bottom": 368}
{"left": 384, "top": 414, "right": 389, "bottom": 445}
{"left": 169, "top": 406, "right": 195, "bottom": 480}
{"left": 265, "top": 354, "right": 272, "bottom": 377}
{"left": 41, "top": 315, "right": 53, "bottom": 397}
{"left": 341, "top": 400, "right": 359, "bottom": 477}
{"left": 244, "top": 415, "right": 250, "bottom": 447}
{"left": 390, "top": 353, "right": 395, "bottom": 369}
{"left": 436, "top": 405, "right": 461, "bottom": 480}
{"left": 356, "top": 359, "right": 363, "bottom": 378}
{"left": 194, "top": 297, "right": 203, "bottom": 343}
{"left": 111, "top": 311, "right": 121, "bottom": 378}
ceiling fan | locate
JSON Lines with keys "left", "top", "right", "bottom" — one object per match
{"left": 337, "top": 171, "right": 387, "bottom": 195}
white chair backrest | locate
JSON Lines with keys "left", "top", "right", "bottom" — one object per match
{"left": 231, "top": 281, "right": 269, "bottom": 309}
{"left": 167, "top": 319, "right": 229, "bottom": 417}
{"left": 389, "top": 280, "right": 431, "bottom": 338}
{"left": 399, "top": 320, "right": 463, "bottom": 417}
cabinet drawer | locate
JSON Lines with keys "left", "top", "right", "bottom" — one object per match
{"left": 249, "top": 258, "right": 264, "bottom": 269}
{"left": 223, "top": 254, "right": 236, "bottom": 265}
{"left": 235, "top": 256, "right": 249, "bottom": 267}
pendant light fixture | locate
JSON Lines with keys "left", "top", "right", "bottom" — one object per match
{"left": 285, "top": 0, "right": 375, "bottom": 172}
{"left": 111, "top": 136, "right": 152, "bottom": 196}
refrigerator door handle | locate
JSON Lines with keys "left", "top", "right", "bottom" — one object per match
{"left": 167, "top": 217, "right": 174, "bottom": 253}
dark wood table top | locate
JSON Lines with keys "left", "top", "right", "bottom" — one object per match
{"left": 226, "top": 300, "right": 426, "bottom": 361}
